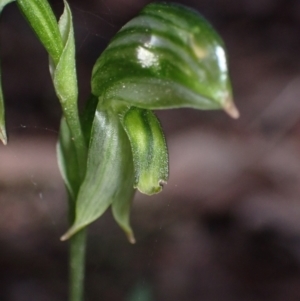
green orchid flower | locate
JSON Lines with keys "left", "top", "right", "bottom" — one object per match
{"left": 60, "top": 2, "right": 239, "bottom": 242}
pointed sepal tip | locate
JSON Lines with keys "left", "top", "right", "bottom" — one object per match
{"left": 0, "top": 127, "right": 7, "bottom": 145}
{"left": 223, "top": 98, "right": 240, "bottom": 119}
{"left": 126, "top": 232, "right": 136, "bottom": 244}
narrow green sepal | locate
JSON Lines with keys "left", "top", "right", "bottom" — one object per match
{"left": 121, "top": 107, "right": 168, "bottom": 195}
{"left": 111, "top": 185, "right": 136, "bottom": 244}
{"left": 61, "top": 107, "right": 135, "bottom": 241}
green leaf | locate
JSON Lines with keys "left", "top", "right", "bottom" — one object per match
{"left": 61, "top": 106, "right": 135, "bottom": 241}
{"left": 52, "top": 1, "right": 78, "bottom": 121}
{"left": 91, "top": 2, "right": 239, "bottom": 118}
{"left": 18, "top": 1, "right": 86, "bottom": 181}
{"left": 121, "top": 107, "right": 168, "bottom": 195}
{"left": 17, "top": 0, "right": 63, "bottom": 66}
{"left": 52, "top": 1, "right": 86, "bottom": 184}
{"left": 17, "top": 0, "right": 83, "bottom": 133}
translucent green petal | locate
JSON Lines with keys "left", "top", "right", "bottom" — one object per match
{"left": 92, "top": 2, "right": 238, "bottom": 118}
{"left": 57, "top": 94, "right": 99, "bottom": 201}
{"left": 111, "top": 183, "right": 136, "bottom": 244}
{"left": 61, "top": 107, "right": 135, "bottom": 240}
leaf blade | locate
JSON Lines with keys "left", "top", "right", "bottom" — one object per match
{"left": 17, "top": 0, "right": 63, "bottom": 65}
{"left": 52, "top": 1, "right": 87, "bottom": 184}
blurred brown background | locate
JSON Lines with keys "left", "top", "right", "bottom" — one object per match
{"left": 1, "top": 0, "right": 300, "bottom": 300}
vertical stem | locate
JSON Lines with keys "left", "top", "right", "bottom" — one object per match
{"left": 66, "top": 120, "right": 87, "bottom": 301}
{"left": 18, "top": 2, "right": 88, "bottom": 300}
{"left": 62, "top": 105, "right": 87, "bottom": 182}
{"left": 69, "top": 229, "right": 87, "bottom": 301}
{"left": 68, "top": 173, "right": 87, "bottom": 301}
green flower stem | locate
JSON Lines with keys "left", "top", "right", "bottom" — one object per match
{"left": 66, "top": 182, "right": 86, "bottom": 301}
{"left": 67, "top": 185, "right": 87, "bottom": 301}
{"left": 69, "top": 228, "right": 87, "bottom": 301}
{"left": 65, "top": 187, "right": 86, "bottom": 301}
{"left": 62, "top": 105, "right": 87, "bottom": 183}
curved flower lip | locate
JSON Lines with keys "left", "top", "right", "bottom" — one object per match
{"left": 121, "top": 107, "right": 169, "bottom": 196}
